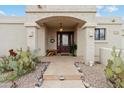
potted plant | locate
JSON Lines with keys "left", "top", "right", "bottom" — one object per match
{"left": 70, "top": 43, "right": 77, "bottom": 56}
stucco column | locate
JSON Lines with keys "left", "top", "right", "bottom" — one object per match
{"left": 85, "top": 26, "right": 95, "bottom": 65}
{"left": 26, "top": 26, "right": 38, "bottom": 50}
{"left": 77, "top": 26, "right": 95, "bottom": 65}
{"left": 38, "top": 26, "right": 46, "bottom": 56}
{"left": 77, "top": 27, "right": 85, "bottom": 57}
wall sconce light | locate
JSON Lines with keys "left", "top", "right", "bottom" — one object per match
{"left": 89, "top": 35, "right": 93, "bottom": 37}
{"left": 37, "top": 5, "right": 42, "bottom": 8}
{"left": 28, "top": 32, "right": 34, "bottom": 37}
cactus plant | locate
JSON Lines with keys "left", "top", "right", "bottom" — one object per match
{"left": 0, "top": 48, "right": 41, "bottom": 82}
{"left": 104, "top": 47, "right": 124, "bottom": 88}
{"left": 0, "top": 56, "right": 13, "bottom": 73}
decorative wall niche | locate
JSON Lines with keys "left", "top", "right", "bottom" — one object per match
{"left": 113, "top": 31, "right": 119, "bottom": 35}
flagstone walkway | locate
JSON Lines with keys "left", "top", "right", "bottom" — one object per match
{"left": 41, "top": 56, "right": 85, "bottom": 88}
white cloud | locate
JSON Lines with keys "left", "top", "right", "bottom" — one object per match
{"left": 0, "top": 10, "right": 6, "bottom": 16}
{"left": 106, "top": 6, "right": 118, "bottom": 13}
{"left": 11, "top": 14, "right": 16, "bottom": 16}
{"left": 96, "top": 13, "right": 102, "bottom": 17}
{"left": 96, "top": 5, "right": 104, "bottom": 10}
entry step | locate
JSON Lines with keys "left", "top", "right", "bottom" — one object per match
{"left": 41, "top": 80, "right": 85, "bottom": 88}
{"left": 59, "top": 53, "right": 72, "bottom": 56}
{"left": 43, "top": 75, "right": 81, "bottom": 80}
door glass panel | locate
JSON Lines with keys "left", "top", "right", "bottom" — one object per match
{"left": 58, "top": 34, "right": 60, "bottom": 46}
{"left": 70, "top": 34, "right": 73, "bottom": 45}
{"left": 62, "top": 34, "right": 68, "bottom": 46}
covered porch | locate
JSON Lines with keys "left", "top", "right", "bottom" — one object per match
{"left": 26, "top": 16, "right": 95, "bottom": 65}
{"left": 36, "top": 16, "right": 86, "bottom": 56}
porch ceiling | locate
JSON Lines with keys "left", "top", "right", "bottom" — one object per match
{"left": 36, "top": 16, "right": 86, "bottom": 29}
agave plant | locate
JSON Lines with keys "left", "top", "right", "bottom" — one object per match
{"left": 104, "top": 47, "right": 124, "bottom": 88}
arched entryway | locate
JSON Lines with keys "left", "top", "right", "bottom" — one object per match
{"left": 26, "top": 15, "right": 95, "bottom": 65}
{"left": 36, "top": 16, "right": 86, "bottom": 56}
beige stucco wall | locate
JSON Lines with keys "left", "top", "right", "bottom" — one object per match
{"left": 47, "top": 28, "right": 57, "bottom": 50}
{"left": 0, "top": 17, "right": 26, "bottom": 56}
{"left": 25, "top": 13, "right": 96, "bottom": 27}
{"left": 100, "top": 48, "right": 124, "bottom": 65}
{"left": 26, "top": 5, "right": 96, "bottom": 12}
{"left": 25, "top": 5, "right": 97, "bottom": 27}
{"left": 95, "top": 17, "right": 122, "bottom": 62}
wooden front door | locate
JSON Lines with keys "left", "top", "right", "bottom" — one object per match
{"left": 57, "top": 32, "right": 74, "bottom": 53}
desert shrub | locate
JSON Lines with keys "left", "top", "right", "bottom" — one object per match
{"left": 104, "top": 47, "right": 124, "bottom": 88}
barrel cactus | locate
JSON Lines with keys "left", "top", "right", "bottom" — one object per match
{"left": 104, "top": 47, "right": 124, "bottom": 88}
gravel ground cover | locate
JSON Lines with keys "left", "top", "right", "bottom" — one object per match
{"left": 0, "top": 60, "right": 109, "bottom": 88}
{"left": 0, "top": 62, "right": 49, "bottom": 88}
{"left": 78, "top": 63, "right": 110, "bottom": 88}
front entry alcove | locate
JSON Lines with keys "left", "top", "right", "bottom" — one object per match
{"left": 26, "top": 16, "right": 95, "bottom": 65}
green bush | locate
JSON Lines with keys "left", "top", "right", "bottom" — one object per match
{"left": 70, "top": 43, "right": 77, "bottom": 56}
{"left": 0, "top": 49, "right": 40, "bottom": 82}
{"left": 104, "top": 47, "right": 124, "bottom": 88}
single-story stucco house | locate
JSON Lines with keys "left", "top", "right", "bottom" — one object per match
{"left": 0, "top": 5, "right": 124, "bottom": 65}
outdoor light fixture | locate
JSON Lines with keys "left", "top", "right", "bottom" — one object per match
{"left": 59, "top": 23, "right": 63, "bottom": 32}
{"left": 112, "top": 19, "right": 115, "bottom": 22}
{"left": 28, "top": 32, "right": 34, "bottom": 37}
{"left": 37, "top": 5, "right": 42, "bottom": 8}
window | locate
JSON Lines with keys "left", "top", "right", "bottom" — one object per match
{"left": 95, "top": 28, "right": 106, "bottom": 40}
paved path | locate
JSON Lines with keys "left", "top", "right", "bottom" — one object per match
{"left": 41, "top": 56, "right": 84, "bottom": 88}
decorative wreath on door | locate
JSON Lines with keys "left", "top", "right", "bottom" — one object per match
{"left": 50, "top": 39, "right": 55, "bottom": 43}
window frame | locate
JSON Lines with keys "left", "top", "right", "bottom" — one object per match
{"left": 95, "top": 28, "right": 106, "bottom": 40}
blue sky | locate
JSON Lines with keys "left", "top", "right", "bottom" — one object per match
{"left": 0, "top": 5, "right": 25, "bottom": 16}
{"left": 0, "top": 5, "right": 124, "bottom": 18}
{"left": 96, "top": 5, "right": 124, "bottom": 18}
